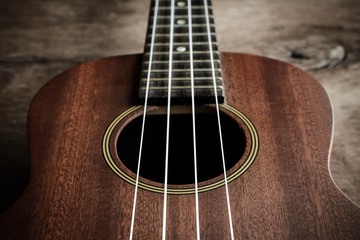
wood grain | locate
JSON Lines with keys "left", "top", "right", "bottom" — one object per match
{"left": 0, "top": 53, "right": 359, "bottom": 239}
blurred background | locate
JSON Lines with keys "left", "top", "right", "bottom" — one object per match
{"left": 0, "top": 0, "right": 359, "bottom": 212}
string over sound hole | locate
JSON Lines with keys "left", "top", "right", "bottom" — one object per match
{"left": 117, "top": 107, "right": 246, "bottom": 185}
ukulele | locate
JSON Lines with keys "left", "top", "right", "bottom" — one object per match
{"left": 1, "top": 0, "right": 359, "bottom": 239}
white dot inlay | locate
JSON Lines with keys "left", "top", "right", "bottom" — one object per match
{"left": 176, "top": 46, "right": 186, "bottom": 52}
{"left": 177, "top": 19, "right": 186, "bottom": 25}
{"left": 177, "top": 1, "right": 186, "bottom": 7}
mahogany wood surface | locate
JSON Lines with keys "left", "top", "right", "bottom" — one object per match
{"left": 0, "top": 53, "right": 359, "bottom": 239}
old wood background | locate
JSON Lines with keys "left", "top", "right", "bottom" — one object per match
{"left": 0, "top": 0, "right": 359, "bottom": 212}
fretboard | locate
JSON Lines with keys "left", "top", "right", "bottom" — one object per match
{"left": 139, "top": 0, "right": 224, "bottom": 105}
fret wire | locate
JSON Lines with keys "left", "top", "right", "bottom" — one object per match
{"left": 143, "top": 68, "right": 221, "bottom": 72}
{"left": 146, "top": 47, "right": 219, "bottom": 54}
{"left": 152, "top": 6, "right": 212, "bottom": 10}
{"left": 148, "top": 32, "right": 216, "bottom": 37}
{"left": 147, "top": 56, "right": 220, "bottom": 62}
{"left": 156, "top": 0, "right": 211, "bottom": 1}
{"left": 140, "top": 80, "right": 224, "bottom": 86}
{"left": 140, "top": 86, "right": 224, "bottom": 90}
{"left": 146, "top": 42, "right": 217, "bottom": 46}
{"left": 144, "top": 51, "right": 220, "bottom": 55}
{"left": 155, "top": 18, "right": 215, "bottom": 25}
{"left": 141, "top": 77, "right": 223, "bottom": 81}
{"left": 151, "top": 15, "right": 214, "bottom": 19}
{"left": 150, "top": 36, "right": 217, "bottom": 41}
{"left": 153, "top": 11, "right": 214, "bottom": 16}
{"left": 151, "top": 12, "right": 214, "bottom": 17}
{"left": 156, "top": 0, "right": 212, "bottom": 2}
{"left": 149, "top": 24, "right": 215, "bottom": 28}
{"left": 145, "top": 50, "right": 219, "bottom": 53}
{"left": 143, "top": 59, "right": 221, "bottom": 63}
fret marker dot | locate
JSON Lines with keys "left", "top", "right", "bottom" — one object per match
{"left": 177, "top": 19, "right": 186, "bottom": 25}
{"left": 177, "top": 1, "right": 186, "bottom": 7}
{"left": 176, "top": 46, "right": 186, "bottom": 52}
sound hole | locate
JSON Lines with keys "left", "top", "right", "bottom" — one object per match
{"left": 117, "top": 108, "right": 246, "bottom": 185}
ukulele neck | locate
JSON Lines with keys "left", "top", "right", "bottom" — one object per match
{"left": 139, "top": 0, "right": 224, "bottom": 105}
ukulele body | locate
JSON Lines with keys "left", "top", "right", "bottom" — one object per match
{"left": 0, "top": 52, "right": 359, "bottom": 239}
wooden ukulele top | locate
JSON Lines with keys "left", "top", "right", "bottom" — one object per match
{"left": 0, "top": 52, "right": 359, "bottom": 239}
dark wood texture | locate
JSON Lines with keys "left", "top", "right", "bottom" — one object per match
{"left": 140, "top": 0, "right": 224, "bottom": 103}
{"left": 0, "top": 53, "right": 359, "bottom": 239}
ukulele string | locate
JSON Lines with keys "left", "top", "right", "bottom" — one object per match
{"left": 203, "top": 0, "right": 235, "bottom": 239}
{"left": 129, "top": 0, "right": 160, "bottom": 239}
{"left": 162, "top": 0, "right": 175, "bottom": 239}
{"left": 187, "top": 0, "right": 201, "bottom": 239}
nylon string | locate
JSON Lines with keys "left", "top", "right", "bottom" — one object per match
{"left": 162, "top": 0, "right": 175, "bottom": 239}
{"left": 129, "top": 0, "right": 160, "bottom": 239}
{"left": 203, "top": 0, "right": 235, "bottom": 239}
{"left": 187, "top": 0, "right": 201, "bottom": 239}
